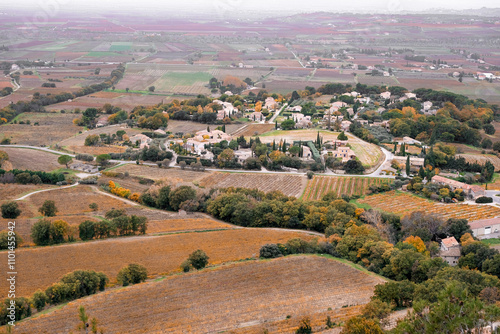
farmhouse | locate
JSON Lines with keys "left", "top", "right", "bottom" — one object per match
{"left": 330, "top": 146, "right": 356, "bottom": 162}
{"left": 264, "top": 97, "right": 278, "bottom": 110}
{"left": 234, "top": 149, "right": 253, "bottom": 164}
{"left": 129, "top": 134, "right": 152, "bottom": 149}
{"left": 185, "top": 130, "right": 232, "bottom": 155}
{"left": 393, "top": 156, "right": 425, "bottom": 167}
{"left": 213, "top": 100, "right": 237, "bottom": 120}
{"left": 431, "top": 175, "right": 485, "bottom": 199}
{"left": 248, "top": 112, "right": 265, "bottom": 122}
{"left": 341, "top": 121, "right": 352, "bottom": 132}
{"left": 70, "top": 163, "right": 99, "bottom": 174}
{"left": 469, "top": 218, "right": 500, "bottom": 239}
{"left": 380, "top": 91, "right": 391, "bottom": 100}
{"left": 439, "top": 236, "right": 460, "bottom": 266}
{"left": 288, "top": 105, "right": 303, "bottom": 112}
{"left": 398, "top": 137, "right": 421, "bottom": 145}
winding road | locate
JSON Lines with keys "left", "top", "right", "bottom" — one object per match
{"left": 0, "top": 144, "right": 395, "bottom": 179}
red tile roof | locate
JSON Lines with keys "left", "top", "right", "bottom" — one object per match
{"left": 441, "top": 236, "right": 459, "bottom": 248}
{"left": 469, "top": 217, "right": 500, "bottom": 230}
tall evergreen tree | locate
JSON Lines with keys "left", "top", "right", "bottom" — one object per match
{"left": 272, "top": 140, "right": 276, "bottom": 151}
{"left": 406, "top": 156, "right": 411, "bottom": 176}
{"left": 394, "top": 142, "right": 398, "bottom": 153}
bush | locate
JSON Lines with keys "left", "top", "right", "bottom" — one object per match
{"left": 31, "top": 290, "right": 48, "bottom": 312}
{"left": 89, "top": 203, "right": 98, "bottom": 211}
{"left": 180, "top": 260, "right": 192, "bottom": 272}
{"left": 187, "top": 249, "right": 209, "bottom": 270}
{"left": 0, "top": 230, "right": 23, "bottom": 249}
{"left": 306, "top": 171, "right": 314, "bottom": 179}
{"left": 1, "top": 201, "right": 21, "bottom": 219}
{"left": 39, "top": 200, "right": 58, "bottom": 217}
{"left": 75, "top": 153, "right": 94, "bottom": 162}
{"left": 169, "top": 186, "right": 196, "bottom": 211}
{"left": 260, "top": 244, "right": 283, "bottom": 259}
{"left": 79, "top": 220, "right": 96, "bottom": 240}
{"left": 31, "top": 219, "right": 52, "bottom": 246}
{"left": 15, "top": 172, "right": 32, "bottom": 184}
{"left": 117, "top": 263, "right": 148, "bottom": 286}
{"left": 476, "top": 196, "right": 493, "bottom": 204}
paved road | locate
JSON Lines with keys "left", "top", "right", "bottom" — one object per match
{"left": 269, "top": 103, "right": 287, "bottom": 124}
{"left": 0, "top": 144, "right": 395, "bottom": 179}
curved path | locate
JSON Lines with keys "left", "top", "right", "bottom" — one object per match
{"left": 15, "top": 183, "right": 78, "bottom": 201}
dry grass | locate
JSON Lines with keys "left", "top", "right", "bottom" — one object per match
{"left": 58, "top": 125, "right": 144, "bottom": 150}
{"left": 98, "top": 176, "right": 151, "bottom": 194}
{"left": 0, "top": 229, "right": 315, "bottom": 297}
{"left": 113, "top": 164, "right": 211, "bottom": 184}
{"left": 457, "top": 153, "right": 500, "bottom": 170}
{"left": 146, "top": 217, "right": 235, "bottom": 234}
{"left": 0, "top": 147, "right": 61, "bottom": 172}
{"left": 199, "top": 172, "right": 307, "bottom": 198}
{"left": 359, "top": 191, "right": 500, "bottom": 221}
{"left": 0, "top": 183, "right": 56, "bottom": 201}
{"left": 0, "top": 112, "right": 80, "bottom": 146}
{"left": 13, "top": 256, "right": 383, "bottom": 333}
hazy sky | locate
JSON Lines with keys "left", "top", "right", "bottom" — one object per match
{"left": 1, "top": 0, "right": 499, "bottom": 16}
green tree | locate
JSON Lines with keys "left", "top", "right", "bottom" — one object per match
{"left": 188, "top": 249, "right": 209, "bottom": 270}
{"left": 79, "top": 220, "right": 96, "bottom": 240}
{"left": 406, "top": 155, "right": 410, "bottom": 176}
{"left": 344, "top": 159, "right": 365, "bottom": 174}
{"left": 31, "top": 219, "right": 53, "bottom": 246}
{"left": 148, "top": 86, "right": 155, "bottom": 92}
{"left": 39, "top": 200, "right": 58, "bottom": 217}
{"left": 338, "top": 131, "right": 348, "bottom": 141}
{"left": 296, "top": 317, "right": 312, "bottom": 334}
{"left": 169, "top": 186, "right": 196, "bottom": 211}
{"left": 31, "top": 290, "right": 48, "bottom": 312}
{"left": 0, "top": 230, "right": 23, "bottom": 250}
{"left": 156, "top": 186, "right": 171, "bottom": 210}
{"left": 281, "top": 119, "right": 296, "bottom": 130}
{"left": 1, "top": 201, "right": 21, "bottom": 219}
{"left": 84, "top": 134, "right": 100, "bottom": 146}
{"left": 57, "top": 155, "right": 73, "bottom": 168}
{"left": 96, "top": 154, "right": 111, "bottom": 166}
{"left": 117, "top": 263, "right": 148, "bottom": 286}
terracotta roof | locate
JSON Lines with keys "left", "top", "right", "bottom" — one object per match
{"left": 469, "top": 217, "right": 500, "bottom": 230}
{"left": 431, "top": 175, "right": 472, "bottom": 190}
{"left": 440, "top": 247, "right": 461, "bottom": 258}
{"left": 441, "top": 236, "right": 459, "bottom": 248}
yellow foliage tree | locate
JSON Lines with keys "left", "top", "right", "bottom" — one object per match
{"left": 355, "top": 208, "right": 365, "bottom": 219}
{"left": 109, "top": 181, "right": 116, "bottom": 189}
{"left": 255, "top": 101, "right": 262, "bottom": 113}
{"left": 129, "top": 193, "right": 141, "bottom": 202}
{"left": 404, "top": 235, "right": 426, "bottom": 253}
{"left": 460, "top": 232, "right": 476, "bottom": 246}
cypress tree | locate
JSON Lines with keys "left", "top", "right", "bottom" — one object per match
{"left": 419, "top": 166, "right": 425, "bottom": 179}
{"left": 282, "top": 139, "right": 287, "bottom": 152}
{"left": 406, "top": 155, "right": 410, "bottom": 176}
{"left": 272, "top": 140, "right": 276, "bottom": 151}
{"left": 394, "top": 143, "right": 398, "bottom": 153}
{"left": 275, "top": 120, "right": 278, "bottom": 130}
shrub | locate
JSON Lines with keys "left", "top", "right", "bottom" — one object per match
{"left": 180, "top": 260, "right": 192, "bottom": 272}
{"left": 39, "top": 200, "right": 58, "bottom": 217}
{"left": 79, "top": 220, "right": 96, "bottom": 241}
{"left": 0, "top": 230, "right": 23, "bottom": 249}
{"left": 31, "top": 290, "right": 49, "bottom": 312}
{"left": 75, "top": 153, "right": 94, "bottom": 162}
{"left": 306, "top": 171, "right": 314, "bottom": 179}
{"left": 296, "top": 317, "right": 312, "bottom": 334}
{"left": 15, "top": 172, "right": 32, "bottom": 184}
{"left": 1, "top": 201, "right": 21, "bottom": 219}
{"left": 31, "top": 219, "right": 53, "bottom": 246}
{"left": 117, "top": 264, "right": 148, "bottom": 286}
{"left": 187, "top": 249, "right": 209, "bottom": 270}
{"left": 476, "top": 196, "right": 493, "bottom": 204}
{"left": 169, "top": 186, "right": 196, "bottom": 211}
{"left": 89, "top": 203, "right": 98, "bottom": 211}
{"left": 260, "top": 244, "right": 283, "bottom": 259}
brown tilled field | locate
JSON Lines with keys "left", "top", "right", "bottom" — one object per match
{"left": 13, "top": 256, "right": 383, "bottom": 334}
{"left": 199, "top": 172, "right": 307, "bottom": 197}
{"left": 0, "top": 112, "right": 80, "bottom": 146}
{"left": 113, "top": 164, "right": 211, "bottom": 184}
{"left": 0, "top": 147, "right": 61, "bottom": 172}
{"left": 0, "top": 183, "right": 56, "bottom": 201}
{"left": 0, "top": 229, "right": 316, "bottom": 297}
{"left": 168, "top": 120, "right": 245, "bottom": 135}
{"left": 457, "top": 153, "right": 500, "bottom": 171}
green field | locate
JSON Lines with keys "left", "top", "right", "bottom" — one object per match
{"left": 85, "top": 51, "right": 126, "bottom": 57}
{"left": 109, "top": 42, "right": 132, "bottom": 52}
{"left": 152, "top": 71, "right": 213, "bottom": 91}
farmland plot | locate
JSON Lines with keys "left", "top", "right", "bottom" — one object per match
{"left": 0, "top": 229, "right": 315, "bottom": 297}
{"left": 112, "top": 164, "right": 212, "bottom": 184}
{"left": 303, "top": 176, "right": 392, "bottom": 201}
{"left": 13, "top": 256, "right": 383, "bottom": 334}
{"left": 199, "top": 172, "right": 307, "bottom": 198}
{"left": 358, "top": 191, "right": 500, "bottom": 221}
{"left": 0, "top": 147, "right": 60, "bottom": 172}
{"left": 457, "top": 154, "right": 500, "bottom": 171}
{"left": 0, "top": 112, "right": 80, "bottom": 146}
